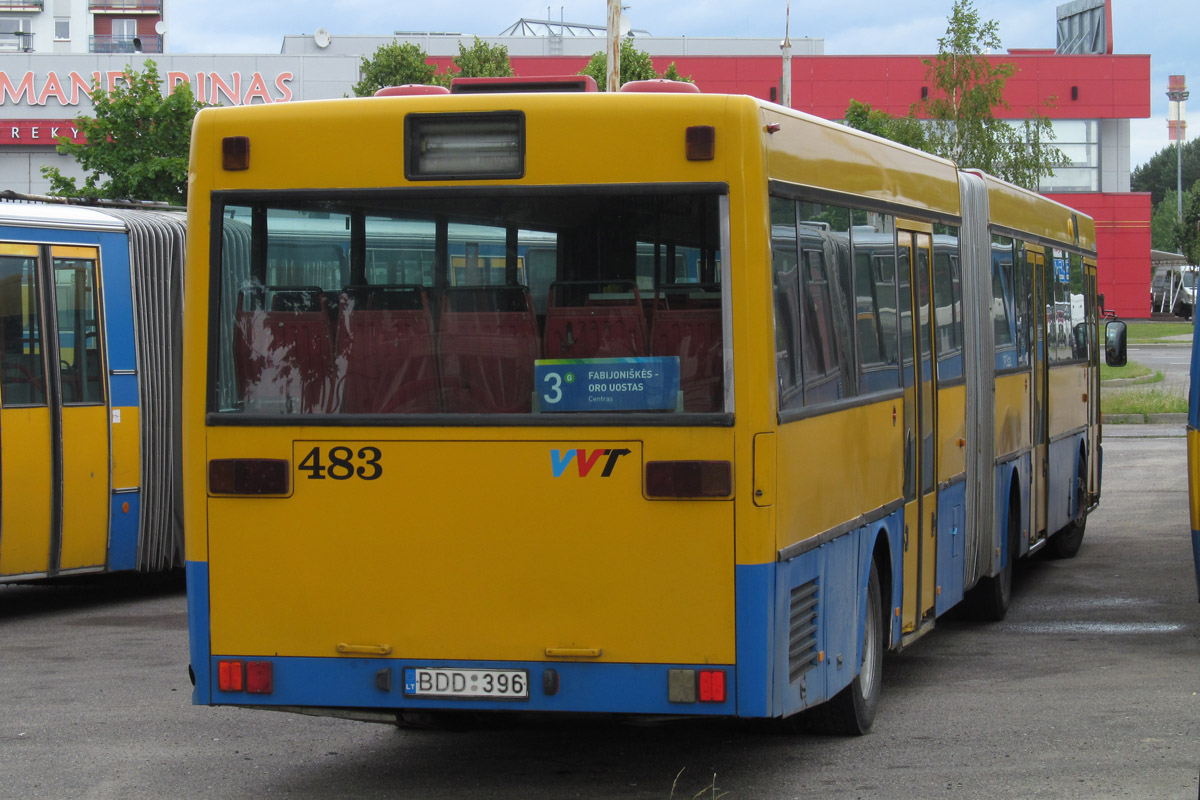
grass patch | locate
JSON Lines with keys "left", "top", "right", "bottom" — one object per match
{"left": 1100, "top": 387, "right": 1187, "bottom": 416}
{"left": 1126, "top": 321, "right": 1193, "bottom": 343}
{"left": 1099, "top": 359, "right": 1158, "bottom": 382}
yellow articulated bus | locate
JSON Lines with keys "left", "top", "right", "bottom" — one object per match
{"left": 0, "top": 199, "right": 185, "bottom": 583}
{"left": 184, "top": 80, "right": 1125, "bottom": 733}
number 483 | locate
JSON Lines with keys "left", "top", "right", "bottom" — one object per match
{"left": 298, "top": 446, "right": 383, "bottom": 480}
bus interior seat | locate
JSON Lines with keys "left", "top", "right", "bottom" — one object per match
{"left": 336, "top": 284, "right": 440, "bottom": 414}
{"left": 439, "top": 285, "right": 540, "bottom": 413}
{"left": 233, "top": 285, "right": 335, "bottom": 413}
{"left": 543, "top": 281, "right": 648, "bottom": 359}
{"left": 651, "top": 286, "right": 724, "bottom": 412}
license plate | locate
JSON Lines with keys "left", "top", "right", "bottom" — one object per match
{"left": 402, "top": 668, "right": 529, "bottom": 700}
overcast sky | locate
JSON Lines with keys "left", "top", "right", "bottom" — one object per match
{"left": 168, "top": 0, "right": 1196, "bottom": 170}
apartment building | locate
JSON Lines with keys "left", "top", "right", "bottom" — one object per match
{"left": 0, "top": 0, "right": 165, "bottom": 55}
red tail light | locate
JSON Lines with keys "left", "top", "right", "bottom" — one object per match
{"left": 698, "top": 669, "right": 726, "bottom": 703}
{"left": 246, "top": 661, "right": 274, "bottom": 694}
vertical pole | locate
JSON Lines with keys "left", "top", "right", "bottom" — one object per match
{"left": 1179, "top": 134, "right": 1185, "bottom": 225}
{"left": 1167, "top": 75, "right": 1189, "bottom": 227}
{"left": 606, "top": 0, "right": 621, "bottom": 92}
{"left": 780, "top": 4, "right": 792, "bottom": 107}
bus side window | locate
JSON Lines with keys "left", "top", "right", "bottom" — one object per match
{"left": 770, "top": 196, "right": 802, "bottom": 410}
{"left": 0, "top": 254, "right": 46, "bottom": 407}
{"left": 991, "top": 235, "right": 1017, "bottom": 370}
{"left": 932, "top": 225, "right": 963, "bottom": 380}
{"left": 851, "top": 212, "right": 900, "bottom": 394}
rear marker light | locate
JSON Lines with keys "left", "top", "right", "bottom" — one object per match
{"left": 686, "top": 125, "right": 715, "bottom": 161}
{"left": 218, "top": 660, "right": 244, "bottom": 692}
{"left": 246, "top": 661, "right": 274, "bottom": 694}
{"left": 645, "top": 461, "right": 732, "bottom": 499}
{"left": 209, "top": 459, "right": 290, "bottom": 496}
{"left": 222, "top": 136, "right": 250, "bottom": 171}
{"left": 698, "top": 670, "right": 727, "bottom": 703}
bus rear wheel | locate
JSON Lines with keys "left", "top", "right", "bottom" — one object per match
{"left": 1049, "top": 459, "right": 1087, "bottom": 559}
{"left": 807, "top": 561, "right": 883, "bottom": 735}
{"left": 968, "top": 494, "right": 1019, "bottom": 621}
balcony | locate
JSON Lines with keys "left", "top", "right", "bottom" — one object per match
{"left": 90, "top": 33, "right": 162, "bottom": 53}
{"left": 0, "top": 0, "right": 43, "bottom": 10}
{"left": 0, "top": 32, "right": 31, "bottom": 51}
{"left": 89, "top": 0, "right": 162, "bottom": 12}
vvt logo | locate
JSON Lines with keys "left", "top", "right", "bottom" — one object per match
{"left": 551, "top": 448, "right": 632, "bottom": 478}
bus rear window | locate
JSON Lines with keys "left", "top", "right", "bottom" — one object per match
{"left": 211, "top": 189, "right": 727, "bottom": 418}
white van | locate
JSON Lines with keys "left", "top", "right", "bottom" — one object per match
{"left": 1151, "top": 264, "right": 1199, "bottom": 318}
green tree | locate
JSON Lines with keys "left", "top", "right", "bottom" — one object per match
{"left": 352, "top": 41, "right": 441, "bottom": 96}
{"left": 579, "top": 39, "right": 692, "bottom": 90}
{"left": 914, "top": 0, "right": 1068, "bottom": 190}
{"left": 446, "top": 36, "right": 514, "bottom": 79}
{"left": 40, "top": 60, "right": 201, "bottom": 205}
{"left": 1176, "top": 188, "right": 1200, "bottom": 264}
{"left": 1132, "top": 138, "right": 1200, "bottom": 208}
{"left": 659, "top": 62, "right": 693, "bottom": 84}
{"left": 1151, "top": 188, "right": 1182, "bottom": 251}
{"left": 843, "top": 99, "right": 929, "bottom": 150}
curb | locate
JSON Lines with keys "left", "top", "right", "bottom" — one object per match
{"left": 1148, "top": 413, "right": 1188, "bottom": 424}
{"left": 1101, "top": 377, "right": 1158, "bottom": 386}
{"left": 1102, "top": 413, "right": 1188, "bottom": 424}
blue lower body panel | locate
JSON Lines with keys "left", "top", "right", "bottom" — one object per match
{"left": 1192, "top": 528, "right": 1200, "bottom": 602}
{"left": 769, "top": 512, "right": 901, "bottom": 719}
{"left": 935, "top": 481, "right": 967, "bottom": 616}
{"left": 187, "top": 561, "right": 212, "bottom": 705}
{"left": 107, "top": 491, "right": 140, "bottom": 572}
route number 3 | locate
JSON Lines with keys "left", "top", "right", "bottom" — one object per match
{"left": 298, "top": 446, "right": 383, "bottom": 480}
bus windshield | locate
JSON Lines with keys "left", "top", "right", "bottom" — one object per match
{"left": 211, "top": 188, "right": 726, "bottom": 418}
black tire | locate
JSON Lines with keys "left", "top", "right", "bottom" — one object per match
{"left": 1049, "top": 459, "right": 1087, "bottom": 559}
{"left": 807, "top": 561, "right": 883, "bottom": 735}
{"left": 969, "top": 496, "right": 1019, "bottom": 621}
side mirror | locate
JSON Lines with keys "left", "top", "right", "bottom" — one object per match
{"left": 1105, "top": 319, "right": 1127, "bottom": 367}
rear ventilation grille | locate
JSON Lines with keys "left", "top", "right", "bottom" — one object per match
{"left": 788, "top": 579, "right": 820, "bottom": 683}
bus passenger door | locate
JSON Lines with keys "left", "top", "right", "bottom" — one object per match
{"left": 51, "top": 247, "right": 111, "bottom": 571}
{"left": 1085, "top": 262, "right": 1100, "bottom": 501}
{"left": 1030, "top": 248, "right": 1048, "bottom": 546}
{"left": 0, "top": 245, "right": 53, "bottom": 577}
{"left": 898, "top": 230, "right": 937, "bottom": 635}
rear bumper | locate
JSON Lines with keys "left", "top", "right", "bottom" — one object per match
{"left": 186, "top": 560, "right": 737, "bottom": 716}
{"left": 202, "top": 654, "right": 736, "bottom": 716}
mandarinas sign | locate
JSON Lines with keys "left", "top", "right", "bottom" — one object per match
{"left": 0, "top": 69, "right": 295, "bottom": 108}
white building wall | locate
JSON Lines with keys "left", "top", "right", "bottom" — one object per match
{"left": 1100, "top": 117, "right": 1131, "bottom": 193}
{"left": 279, "top": 33, "right": 824, "bottom": 59}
